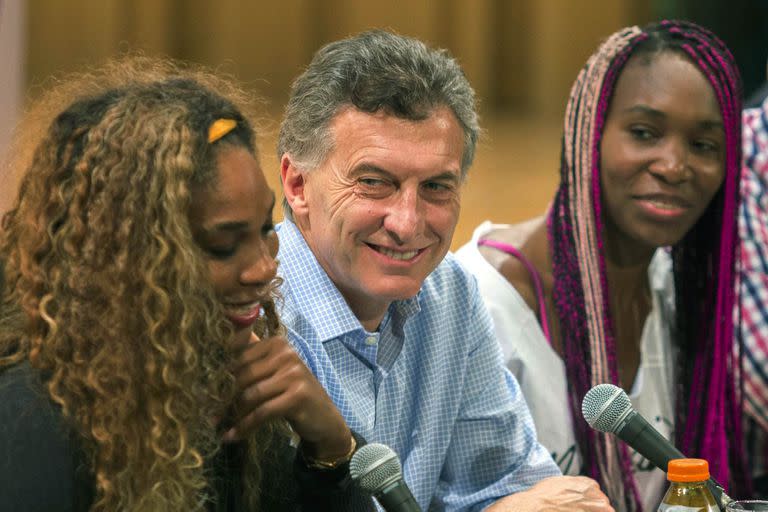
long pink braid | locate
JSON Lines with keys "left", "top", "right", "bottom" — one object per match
{"left": 661, "top": 22, "right": 749, "bottom": 493}
{"left": 550, "top": 26, "right": 644, "bottom": 511}
{"left": 548, "top": 20, "right": 749, "bottom": 510}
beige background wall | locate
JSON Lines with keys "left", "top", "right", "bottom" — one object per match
{"left": 4, "top": 0, "right": 655, "bottom": 247}
{"left": 21, "top": 0, "right": 654, "bottom": 111}
{"left": 0, "top": 1, "right": 25, "bottom": 161}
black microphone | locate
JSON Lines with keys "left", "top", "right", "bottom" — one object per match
{"left": 581, "top": 383, "right": 732, "bottom": 510}
{"left": 349, "top": 443, "right": 421, "bottom": 512}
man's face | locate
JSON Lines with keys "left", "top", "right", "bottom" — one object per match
{"left": 284, "top": 106, "right": 464, "bottom": 323}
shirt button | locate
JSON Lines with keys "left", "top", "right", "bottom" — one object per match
{"left": 365, "top": 335, "right": 377, "bottom": 346}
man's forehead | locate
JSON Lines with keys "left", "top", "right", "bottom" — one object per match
{"left": 329, "top": 104, "right": 458, "bottom": 128}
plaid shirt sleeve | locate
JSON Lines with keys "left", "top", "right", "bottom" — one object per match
{"left": 739, "top": 102, "right": 768, "bottom": 478}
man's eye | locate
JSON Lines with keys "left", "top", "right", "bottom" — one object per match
{"left": 356, "top": 177, "right": 394, "bottom": 198}
{"left": 424, "top": 181, "right": 449, "bottom": 192}
{"left": 359, "top": 177, "right": 385, "bottom": 187}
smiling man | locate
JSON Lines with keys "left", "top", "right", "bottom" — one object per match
{"left": 274, "top": 30, "right": 612, "bottom": 512}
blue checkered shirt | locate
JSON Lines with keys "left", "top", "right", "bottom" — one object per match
{"left": 276, "top": 220, "right": 560, "bottom": 511}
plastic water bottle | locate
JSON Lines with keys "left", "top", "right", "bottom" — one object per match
{"left": 657, "top": 458, "right": 719, "bottom": 511}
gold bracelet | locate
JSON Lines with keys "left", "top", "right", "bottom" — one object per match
{"left": 302, "top": 435, "right": 357, "bottom": 470}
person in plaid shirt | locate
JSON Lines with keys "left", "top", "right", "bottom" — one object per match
{"left": 740, "top": 96, "right": 768, "bottom": 496}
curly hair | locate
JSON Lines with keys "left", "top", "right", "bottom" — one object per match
{"left": 0, "top": 57, "right": 283, "bottom": 511}
{"left": 549, "top": 20, "right": 747, "bottom": 509}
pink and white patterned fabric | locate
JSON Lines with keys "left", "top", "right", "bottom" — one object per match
{"left": 740, "top": 100, "right": 768, "bottom": 478}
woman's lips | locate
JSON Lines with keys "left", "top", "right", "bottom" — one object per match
{"left": 634, "top": 194, "right": 692, "bottom": 219}
{"left": 222, "top": 302, "right": 262, "bottom": 328}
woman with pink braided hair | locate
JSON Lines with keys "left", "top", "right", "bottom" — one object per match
{"left": 457, "top": 20, "right": 748, "bottom": 511}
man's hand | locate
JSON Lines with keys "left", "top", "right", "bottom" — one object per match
{"left": 225, "top": 333, "right": 352, "bottom": 462}
{"left": 486, "top": 476, "right": 615, "bottom": 512}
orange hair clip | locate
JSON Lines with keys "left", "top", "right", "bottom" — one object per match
{"left": 207, "top": 118, "right": 237, "bottom": 143}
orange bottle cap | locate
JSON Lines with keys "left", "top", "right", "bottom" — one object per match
{"left": 667, "top": 458, "right": 710, "bottom": 482}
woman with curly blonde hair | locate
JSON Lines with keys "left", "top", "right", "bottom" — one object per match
{"left": 0, "top": 58, "right": 372, "bottom": 511}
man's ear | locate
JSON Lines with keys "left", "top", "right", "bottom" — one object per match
{"left": 280, "top": 154, "right": 309, "bottom": 217}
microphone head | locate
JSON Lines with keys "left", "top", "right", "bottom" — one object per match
{"left": 581, "top": 383, "right": 633, "bottom": 433}
{"left": 350, "top": 443, "right": 402, "bottom": 494}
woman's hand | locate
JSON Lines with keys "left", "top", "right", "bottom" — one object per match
{"left": 225, "top": 333, "right": 352, "bottom": 461}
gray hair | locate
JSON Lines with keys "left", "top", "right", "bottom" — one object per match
{"left": 278, "top": 30, "right": 479, "bottom": 216}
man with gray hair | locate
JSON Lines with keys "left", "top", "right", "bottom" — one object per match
{"left": 275, "top": 30, "right": 613, "bottom": 511}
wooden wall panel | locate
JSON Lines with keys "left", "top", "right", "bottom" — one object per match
{"left": 27, "top": 0, "right": 124, "bottom": 85}
{"left": 167, "top": 0, "right": 318, "bottom": 106}
{"left": 442, "top": 0, "right": 494, "bottom": 110}
{"left": 0, "top": 0, "right": 26, "bottom": 213}
{"left": 318, "top": 0, "right": 440, "bottom": 43}
{"left": 25, "top": 0, "right": 649, "bottom": 112}
{"left": 490, "top": 0, "right": 533, "bottom": 113}
{"left": 528, "top": 0, "right": 630, "bottom": 118}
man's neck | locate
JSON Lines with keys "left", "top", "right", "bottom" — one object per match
{"left": 346, "top": 295, "right": 389, "bottom": 332}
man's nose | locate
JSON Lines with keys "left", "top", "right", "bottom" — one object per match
{"left": 383, "top": 189, "right": 424, "bottom": 245}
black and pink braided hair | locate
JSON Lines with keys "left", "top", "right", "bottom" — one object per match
{"left": 548, "top": 20, "right": 747, "bottom": 510}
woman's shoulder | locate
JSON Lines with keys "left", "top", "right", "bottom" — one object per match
{"left": 478, "top": 216, "right": 549, "bottom": 311}
{"left": 0, "top": 361, "right": 75, "bottom": 450}
{"left": 0, "top": 362, "right": 91, "bottom": 510}
{"left": 477, "top": 217, "right": 545, "bottom": 264}
{"left": 0, "top": 362, "right": 50, "bottom": 414}
{"left": 484, "top": 216, "right": 546, "bottom": 242}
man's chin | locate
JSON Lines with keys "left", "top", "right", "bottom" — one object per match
{"left": 368, "top": 281, "right": 423, "bottom": 302}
